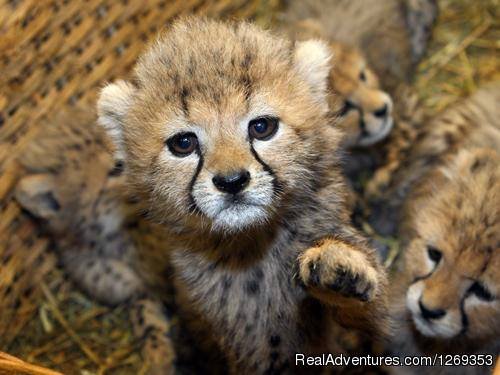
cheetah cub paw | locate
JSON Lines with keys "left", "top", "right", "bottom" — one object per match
{"left": 298, "top": 238, "right": 380, "bottom": 303}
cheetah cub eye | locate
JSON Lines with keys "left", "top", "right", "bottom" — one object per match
{"left": 248, "top": 117, "right": 279, "bottom": 141}
{"left": 359, "top": 70, "right": 367, "bottom": 82}
{"left": 426, "top": 246, "right": 442, "bottom": 264}
{"left": 166, "top": 132, "right": 199, "bottom": 157}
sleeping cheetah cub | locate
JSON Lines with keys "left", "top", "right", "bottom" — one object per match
{"left": 14, "top": 108, "right": 176, "bottom": 374}
{"left": 98, "top": 17, "right": 389, "bottom": 373}
{"left": 388, "top": 86, "right": 500, "bottom": 374}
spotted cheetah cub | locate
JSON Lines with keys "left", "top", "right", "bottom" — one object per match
{"left": 388, "top": 87, "right": 500, "bottom": 374}
{"left": 366, "top": 82, "right": 500, "bottom": 236}
{"left": 98, "top": 17, "right": 388, "bottom": 373}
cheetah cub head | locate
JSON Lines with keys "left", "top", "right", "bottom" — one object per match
{"left": 404, "top": 148, "right": 500, "bottom": 342}
{"left": 284, "top": 19, "right": 394, "bottom": 148}
{"left": 98, "top": 18, "right": 340, "bottom": 234}
{"left": 327, "top": 41, "right": 393, "bottom": 148}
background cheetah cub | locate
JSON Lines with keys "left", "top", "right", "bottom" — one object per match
{"left": 14, "top": 108, "right": 176, "bottom": 373}
{"left": 388, "top": 86, "right": 500, "bottom": 374}
{"left": 98, "top": 17, "right": 388, "bottom": 373}
{"left": 283, "top": 18, "right": 394, "bottom": 148}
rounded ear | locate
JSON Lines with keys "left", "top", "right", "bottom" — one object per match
{"left": 293, "top": 39, "right": 332, "bottom": 109}
{"left": 15, "top": 174, "right": 61, "bottom": 219}
{"left": 97, "top": 80, "right": 136, "bottom": 160}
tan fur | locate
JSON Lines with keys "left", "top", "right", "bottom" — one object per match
{"left": 386, "top": 85, "right": 500, "bottom": 374}
{"left": 327, "top": 40, "right": 394, "bottom": 147}
{"left": 14, "top": 18, "right": 390, "bottom": 374}
{"left": 97, "top": 17, "right": 389, "bottom": 373}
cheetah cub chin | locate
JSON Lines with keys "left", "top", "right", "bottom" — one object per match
{"left": 98, "top": 17, "right": 388, "bottom": 373}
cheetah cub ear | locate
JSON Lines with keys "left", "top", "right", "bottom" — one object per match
{"left": 15, "top": 174, "right": 61, "bottom": 219}
{"left": 97, "top": 80, "right": 136, "bottom": 160}
{"left": 293, "top": 39, "right": 332, "bottom": 110}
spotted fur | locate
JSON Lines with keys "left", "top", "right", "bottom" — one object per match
{"left": 367, "top": 82, "right": 500, "bottom": 236}
{"left": 283, "top": 19, "right": 394, "bottom": 148}
{"left": 279, "top": 0, "right": 437, "bottom": 89}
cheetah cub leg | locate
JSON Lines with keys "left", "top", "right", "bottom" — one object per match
{"left": 298, "top": 238, "right": 383, "bottom": 304}
{"left": 298, "top": 238, "right": 390, "bottom": 335}
{"left": 130, "top": 297, "right": 176, "bottom": 375}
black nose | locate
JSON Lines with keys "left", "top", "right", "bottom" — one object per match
{"left": 373, "top": 104, "right": 388, "bottom": 118}
{"left": 212, "top": 170, "right": 250, "bottom": 194}
{"left": 419, "top": 300, "right": 446, "bottom": 320}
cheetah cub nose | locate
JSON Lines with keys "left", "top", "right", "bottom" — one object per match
{"left": 212, "top": 170, "right": 251, "bottom": 194}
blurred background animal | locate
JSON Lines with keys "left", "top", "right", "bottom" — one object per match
{"left": 14, "top": 108, "right": 177, "bottom": 374}
{"left": 278, "top": 0, "right": 438, "bottom": 91}
{"left": 384, "top": 83, "right": 500, "bottom": 374}
{"left": 367, "top": 82, "right": 500, "bottom": 236}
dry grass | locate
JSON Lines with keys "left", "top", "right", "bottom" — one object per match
{"left": 7, "top": 268, "right": 143, "bottom": 374}
{"left": 3, "top": 0, "right": 499, "bottom": 374}
{"left": 415, "top": 0, "right": 499, "bottom": 112}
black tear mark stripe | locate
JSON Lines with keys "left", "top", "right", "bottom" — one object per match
{"left": 412, "top": 274, "right": 431, "bottom": 284}
{"left": 250, "top": 143, "right": 282, "bottom": 197}
{"left": 411, "top": 265, "right": 437, "bottom": 284}
{"left": 187, "top": 142, "right": 280, "bottom": 212}
{"left": 188, "top": 148, "right": 204, "bottom": 214}
{"left": 458, "top": 295, "right": 469, "bottom": 336}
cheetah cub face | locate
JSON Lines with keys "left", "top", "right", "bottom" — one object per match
{"left": 98, "top": 18, "right": 338, "bottom": 234}
{"left": 328, "top": 41, "right": 393, "bottom": 147}
{"left": 404, "top": 149, "right": 500, "bottom": 341}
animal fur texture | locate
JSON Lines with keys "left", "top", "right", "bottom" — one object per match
{"left": 367, "top": 82, "right": 500, "bottom": 235}
{"left": 14, "top": 108, "right": 176, "bottom": 374}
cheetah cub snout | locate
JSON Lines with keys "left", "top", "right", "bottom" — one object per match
{"left": 98, "top": 17, "right": 388, "bottom": 373}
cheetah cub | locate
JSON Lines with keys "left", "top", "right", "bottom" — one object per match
{"left": 388, "top": 87, "right": 500, "bottom": 374}
{"left": 14, "top": 108, "right": 176, "bottom": 373}
{"left": 98, "top": 18, "right": 388, "bottom": 373}
{"left": 283, "top": 18, "right": 394, "bottom": 148}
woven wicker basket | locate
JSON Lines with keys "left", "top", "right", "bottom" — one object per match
{"left": 0, "top": 351, "right": 63, "bottom": 375}
{"left": 0, "top": 0, "right": 277, "bottom": 350}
